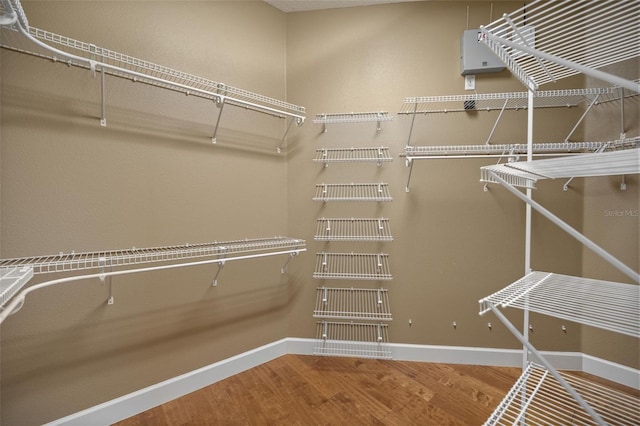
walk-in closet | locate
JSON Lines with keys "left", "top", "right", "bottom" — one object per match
{"left": 1, "top": 0, "right": 638, "bottom": 424}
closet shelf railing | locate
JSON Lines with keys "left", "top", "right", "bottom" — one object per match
{"left": 479, "top": 0, "right": 640, "bottom": 92}
{"left": 399, "top": 87, "right": 633, "bottom": 115}
{"left": 484, "top": 362, "right": 640, "bottom": 426}
{"left": 315, "top": 218, "right": 393, "bottom": 242}
{"left": 0, "top": 0, "right": 305, "bottom": 140}
{"left": 314, "top": 321, "right": 392, "bottom": 359}
{"left": 313, "top": 287, "right": 392, "bottom": 321}
{"left": 479, "top": 271, "right": 640, "bottom": 338}
{"left": 313, "top": 183, "right": 393, "bottom": 202}
{"left": 313, "top": 112, "right": 393, "bottom": 132}
{"left": 0, "top": 237, "right": 306, "bottom": 275}
{"left": 313, "top": 147, "right": 393, "bottom": 166}
{"left": 313, "top": 252, "right": 392, "bottom": 281}
{"left": 0, "top": 237, "right": 306, "bottom": 324}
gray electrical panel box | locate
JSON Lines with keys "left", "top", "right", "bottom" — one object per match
{"left": 460, "top": 29, "right": 505, "bottom": 75}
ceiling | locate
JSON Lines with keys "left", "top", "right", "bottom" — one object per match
{"left": 262, "top": 0, "right": 424, "bottom": 13}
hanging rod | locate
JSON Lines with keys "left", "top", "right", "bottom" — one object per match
{"left": 479, "top": 271, "right": 640, "bottom": 337}
{"left": 0, "top": 237, "right": 306, "bottom": 323}
{"left": 0, "top": 0, "right": 305, "bottom": 138}
{"left": 479, "top": 0, "right": 640, "bottom": 92}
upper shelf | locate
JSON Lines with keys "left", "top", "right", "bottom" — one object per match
{"left": 479, "top": 271, "right": 640, "bottom": 338}
{"left": 481, "top": 145, "right": 640, "bottom": 189}
{"left": 0, "top": 237, "right": 306, "bottom": 275}
{"left": 399, "top": 87, "right": 633, "bottom": 115}
{"left": 479, "top": 0, "right": 640, "bottom": 92}
{"left": 0, "top": 0, "right": 306, "bottom": 126}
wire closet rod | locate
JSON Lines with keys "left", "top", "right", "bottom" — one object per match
{"left": 0, "top": 247, "right": 305, "bottom": 326}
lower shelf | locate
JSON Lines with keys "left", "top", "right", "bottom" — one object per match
{"left": 314, "top": 321, "right": 391, "bottom": 360}
{"left": 485, "top": 362, "right": 640, "bottom": 426}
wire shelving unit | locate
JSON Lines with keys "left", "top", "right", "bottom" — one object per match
{"left": 0, "top": 0, "right": 306, "bottom": 147}
{"left": 484, "top": 362, "right": 640, "bottom": 426}
{"left": 313, "top": 112, "right": 393, "bottom": 132}
{"left": 481, "top": 146, "right": 640, "bottom": 189}
{"left": 479, "top": 0, "right": 640, "bottom": 92}
{"left": 480, "top": 271, "right": 640, "bottom": 338}
{"left": 314, "top": 321, "right": 392, "bottom": 359}
{"left": 313, "top": 183, "right": 393, "bottom": 202}
{"left": 0, "top": 237, "right": 306, "bottom": 324}
{"left": 313, "top": 147, "right": 393, "bottom": 167}
{"left": 314, "top": 218, "right": 393, "bottom": 242}
{"left": 313, "top": 253, "right": 392, "bottom": 281}
{"left": 313, "top": 287, "right": 392, "bottom": 321}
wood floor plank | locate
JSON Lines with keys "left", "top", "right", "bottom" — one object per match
{"left": 121, "top": 354, "right": 640, "bottom": 425}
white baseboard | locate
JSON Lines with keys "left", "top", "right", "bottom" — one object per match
{"left": 47, "top": 338, "right": 639, "bottom": 425}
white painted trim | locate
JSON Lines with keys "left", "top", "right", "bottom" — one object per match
{"left": 47, "top": 339, "right": 638, "bottom": 425}
{"left": 44, "top": 339, "right": 291, "bottom": 426}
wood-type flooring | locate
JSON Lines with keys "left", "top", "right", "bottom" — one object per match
{"left": 115, "top": 354, "right": 523, "bottom": 425}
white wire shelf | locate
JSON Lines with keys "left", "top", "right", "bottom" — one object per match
{"left": 479, "top": 0, "right": 640, "bottom": 92}
{"left": 0, "top": 237, "right": 306, "bottom": 275}
{"left": 399, "top": 87, "right": 629, "bottom": 115}
{"left": 0, "top": 1, "right": 305, "bottom": 138}
{"left": 313, "top": 253, "right": 392, "bottom": 281}
{"left": 312, "top": 183, "right": 393, "bottom": 202}
{"left": 314, "top": 218, "right": 393, "bottom": 242}
{"left": 402, "top": 140, "right": 632, "bottom": 160}
{"left": 481, "top": 145, "right": 640, "bottom": 189}
{"left": 313, "top": 147, "right": 393, "bottom": 166}
{"left": 314, "top": 321, "right": 392, "bottom": 359}
{"left": 479, "top": 271, "right": 640, "bottom": 338}
{"left": 485, "top": 362, "right": 640, "bottom": 426}
{"left": 313, "top": 112, "right": 393, "bottom": 132}
{"left": 0, "top": 266, "right": 34, "bottom": 308}
{"left": 313, "top": 287, "right": 392, "bottom": 321}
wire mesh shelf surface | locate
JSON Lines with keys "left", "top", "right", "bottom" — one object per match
{"left": 0, "top": 9, "right": 305, "bottom": 121}
{"left": 0, "top": 237, "right": 306, "bottom": 275}
{"left": 479, "top": 0, "right": 640, "bottom": 92}
{"left": 313, "top": 252, "right": 392, "bottom": 281}
{"left": 0, "top": 266, "right": 34, "bottom": 308}
{"left": 314, "top": 321, "right": 392, "bottom": 359}
{"left": 313, "top": 287, "right": 392, "bottom": 321}
{"left": 313, "top": 183, "right": 393, "bottom": 202}
{"left": 313, "top": 112, "right": 393, "bottom": 124}
{"left": 484, "top": 362, "right": 640, "bottom": 426}
{"left": 481, "top": 145, "right": 640, "bottom": 189}
{"left": 314, "top": 218, "right": 393, "bottom": 242}
{"left": 313, "top": 147, "right": 393, "bottom": 165}
{"left": 479, "top": 271, "right": 640, "bottom": 337}
{"left": 399, "top": 87, "right": 624, "bottom": 114}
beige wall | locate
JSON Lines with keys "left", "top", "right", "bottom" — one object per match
{"left": 1, "top": 2, "right": 291, "bottom": 424}
{"left": 581, "top": 59, "right": 639, "bottom": 368}
{"left": 0, "top": 1, "right": 635, "bottom": 424}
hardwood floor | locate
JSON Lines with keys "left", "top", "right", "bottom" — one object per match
{"left": 115, "top": 355, "right": 523, "bottom": 425}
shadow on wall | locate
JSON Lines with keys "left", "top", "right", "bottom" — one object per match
{"left": 2, "top": 84, "right": 294, "bottom": 157}
{"left": 0, "top": 272, "right": 294, "bottom": 389}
